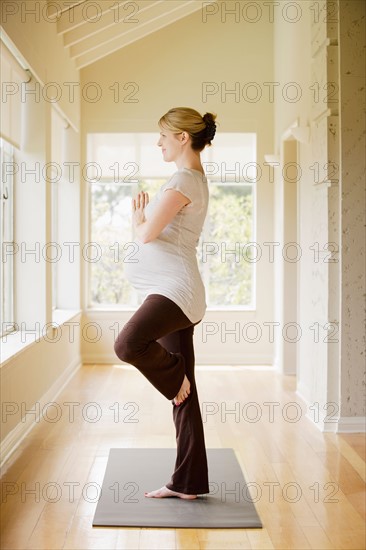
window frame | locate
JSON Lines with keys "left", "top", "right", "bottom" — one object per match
{"left": 86, "top": 133, "right": 257, "bottom": 311}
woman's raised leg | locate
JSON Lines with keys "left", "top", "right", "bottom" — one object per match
{"left": 114, "top": 294, "right": 194, "bottom": 401}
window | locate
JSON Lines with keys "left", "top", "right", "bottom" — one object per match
{"left": 87, "top": 133, "right": 256, "bottom": 309}
{"left": 198, "top": 133, "right": 256, "bottom": 308}
{"left": 0, "top": 40, "right": 28, "bottom": 336}
{"left": 0, "top": 138, "right": 15, "bottom": 335}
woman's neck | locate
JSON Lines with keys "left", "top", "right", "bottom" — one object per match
{"left": 175, "top": 151, "right": 203, "bottom": 173}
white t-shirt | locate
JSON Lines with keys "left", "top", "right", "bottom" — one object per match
{"left": 124, "top": 168, "right": 209, "bottom": 323}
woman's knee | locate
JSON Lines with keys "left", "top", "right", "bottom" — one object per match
{"left": 114, "top": 322, "right": 138, "bottom": 362}
{"left": 114, "top": 336, "right": 136, "bottom": 364}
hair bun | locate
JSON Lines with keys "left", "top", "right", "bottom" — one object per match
{"left": 203, "top": 112, "right": 217, "bottom": 142}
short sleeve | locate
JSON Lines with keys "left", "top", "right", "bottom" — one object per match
{"left": 164, "top": 170, "right": 195, "bottom": 203}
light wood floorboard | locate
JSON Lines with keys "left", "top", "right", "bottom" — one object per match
{"left": 1, "top": 364, "right": 365, "bottom": 549}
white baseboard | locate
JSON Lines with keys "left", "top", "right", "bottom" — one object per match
{"left": 196, "top": 353, "right": 273, "bottom": 365}
{"left": 82, "top": 352, "right": 121, "bottom": 365}
{"left": 296, "top": 387, "right": 338, "bottom": 432}
{"left": 296, "top": 385, "right": 365, "bottom": 433}
{"left": 82, "top": 352, "right": 274, "bottom": 366}
{"left": 0, "top": 356, "right": 81, "bottom": 468}
{"left": 336, "top": 416, "right": 366, "bottom": 433}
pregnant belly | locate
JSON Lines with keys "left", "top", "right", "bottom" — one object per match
{"left": 123, "top": 240, "right": 199, "bottom": 293}
{"left": 124, "top": 241, "right": 176, "bottom": 285}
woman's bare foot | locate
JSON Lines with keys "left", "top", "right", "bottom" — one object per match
{"left": 144, "top": 486, "right": 197, "bottom": 499}
{"left": 174, "top": 375, "right": 190, "bottom": 406}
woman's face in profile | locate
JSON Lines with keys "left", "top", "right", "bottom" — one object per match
{"left": 157, "top": 128, "right": 183, "bottom": 163}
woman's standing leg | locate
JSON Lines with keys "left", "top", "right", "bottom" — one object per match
{"left": 158, "top": 326, "right": 209, "bottom": 495}
{"left": 114, "top": 293, "right": 209, "bottom": 496}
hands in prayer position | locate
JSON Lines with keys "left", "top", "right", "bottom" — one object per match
{"left": 132, "top": 191, "right": 149, "bottom": 228}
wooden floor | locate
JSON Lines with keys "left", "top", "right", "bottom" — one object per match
{"left": 1, "top": 364, "right": 365, "bottom": 550}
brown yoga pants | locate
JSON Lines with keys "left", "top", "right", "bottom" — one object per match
{"left": 113, "top": 293, "right": 209, "bottom": 495}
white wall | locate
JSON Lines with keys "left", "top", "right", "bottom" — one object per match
{"left": 1, "top": 0, "right": 80, "bottom": 129}
{"left": 273, "top": 0, "right": 314, "bottom": 385}
{"left": 0, "top": 3, "right": 82, "bottom": 459}
{"left": 273, "top": 0, "right": 365, "bottom": 431}
{"left": 80, "top": 6, "right": 275, "bottom": 365}
{"left": 1, "top": 98, "right": 82, "bottom": 459}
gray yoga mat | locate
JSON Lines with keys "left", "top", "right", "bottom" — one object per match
{"left": 92, "top": 448, "right": 262, "bottom": 529}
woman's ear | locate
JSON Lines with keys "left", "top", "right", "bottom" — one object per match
{"left": 181, "top": 132, "right": 189, "bottom": 144}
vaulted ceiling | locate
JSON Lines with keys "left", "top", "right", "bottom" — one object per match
{"left": 47, "top": 0, "right": 213, "bottom": 70}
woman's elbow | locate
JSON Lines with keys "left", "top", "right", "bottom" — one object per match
{"left": 138, "top": 230, "right": 155, "bottom": 244}
{"left": 135, "top": 222, "right": 160, "bottom": 244}
{"left": 140, "top": 235, "right": 152, "bottom": 244}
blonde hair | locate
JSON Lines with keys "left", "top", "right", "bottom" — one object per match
{"left": 159, "top": 107, "right": 217, "bottom": 151}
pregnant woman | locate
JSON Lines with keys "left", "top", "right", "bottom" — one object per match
{"left": 114, "top": 107, "right": 217, "bottom": 499}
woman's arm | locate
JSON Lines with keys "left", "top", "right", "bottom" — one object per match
{"left": 132, "top": 190, "right": 190, "bottom": 244}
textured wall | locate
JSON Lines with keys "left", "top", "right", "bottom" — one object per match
{"left": 339, "top": 1, "right": 366, "bottom": 417}
{"left": 274, "top": 0, "right": 365, "bottom": 429}
{"left": 310, "top": 0, "right": 341, "bottom": 427}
